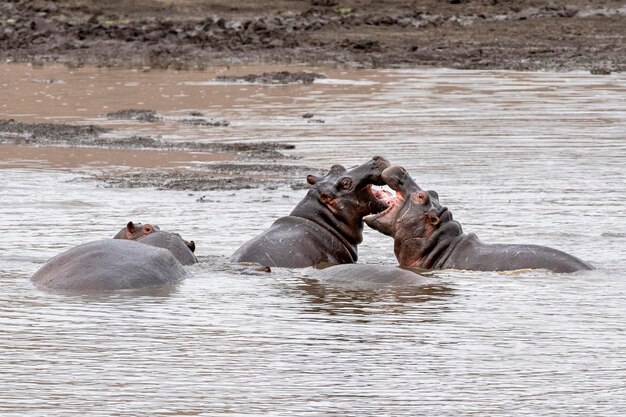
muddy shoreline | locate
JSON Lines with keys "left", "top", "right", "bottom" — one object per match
{"left": 1, "top": 0, "right": 624, "bottom": 72}
{"left": 0, "top": 118, "right": 316, "bottom": 191}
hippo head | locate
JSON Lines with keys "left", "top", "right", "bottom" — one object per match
{"left": 113, "top": 221, "right": 160, "bottom": 240}
{"left": 304, "top": 156, "right": 391, "bottom": 237}
{"left": 364, "top": 166, "right": 462, "bottom": 267}
{"left": 138, "top": 231, "right": 197, "bottom": 265}
{"left": 162, "top": 232, "right": 196, "bottom": 254}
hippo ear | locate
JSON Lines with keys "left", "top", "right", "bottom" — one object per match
{"left": 125, "top": 221, "right": 136, "bottom": 239}
{"left": 307, "top": 175, "right": 318, "bottom": 185}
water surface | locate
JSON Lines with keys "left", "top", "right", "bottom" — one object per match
{"left": 1, "top": 64, "right": 625, "bottom": 416}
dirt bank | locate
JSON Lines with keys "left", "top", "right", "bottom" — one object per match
{"left": 0, "top": 118, "right": 314, "bottom": 190}
{"left": 0, "top": 119, "right": 294, "bottom": 154}
{"left": 1, "top": 0, "right": 624, "bottom": 72}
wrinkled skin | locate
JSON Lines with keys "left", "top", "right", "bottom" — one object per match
{"left": 231, "top": 156, "right": 391, "bottom": 267}
{"left": 365, "top": 166, "right": 593, "bottom": 273}
{"left": 32, "top": 223, "right": 197, "bottom": 291}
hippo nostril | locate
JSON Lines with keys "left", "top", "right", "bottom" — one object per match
{"left": 437, "top": 207, "right": 451, "bottom": 221}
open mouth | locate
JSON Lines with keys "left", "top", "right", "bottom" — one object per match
{"left": 372, "top": 186, "right": 395, "bottom": 206}
{"left": 365, "top": 186, "right": 400, "bottom": 221}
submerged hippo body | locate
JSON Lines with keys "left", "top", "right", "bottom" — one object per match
{"left": 311, "top": 264, "right": 432, "bottom": 288}
{"left": 231, "top": 157, "right": 391, "bottom": 267}
{"left": 33, "top": 222, "right": 197, "bottom": 291}
{"left": 365, "top": 166, "right": 593, "bottom": 273}
{"left": 114, "top": 221, "right": 197, "bottom": 265}
{"left": 31, "top": 239, "right": 187, "bottom": 291}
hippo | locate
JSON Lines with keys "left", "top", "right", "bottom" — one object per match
{"left": 364, "top": 166, "right": 593, "bottom": 273}
{"left": 32, "top": 223, "right": 197, "bottom": 291}
{"left": 139, "top": 231, "right": 197, "bottom": 265}
{"left": 113, "top": 221, "right": 160, "bottom": 240}
{"left": 114, "top": 221, "right": 197, "bottom": 265}
{"left": 231, "top": 156, "right": 391, "bottom": 267}
{"left": 310, "top": 264, "right": 433, "bottom": 288}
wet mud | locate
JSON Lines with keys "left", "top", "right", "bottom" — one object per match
{"left": 0, "top": 118, "right": 306, "bottom": 190}
{"left": 216, "top": 71, "right": 326, "bottom": 84}
{"left": 179, "top": 118, "right": 230, "bottom": 127}
{"left": 105, "top": 109, "right": 231, "bottom": 126}
{"left": 0, "top": 143, "right": 236, "bottom": 170}
{"left": 1, "top": 0, "right": 624, "bottom": 72}
{"left": 106, "top": 109, "right": 161, "bottom": 122}
{"left": 0, "top": 119, "right": 293, "bottom": 153}
{"left": 86, "top": 162, "right": 317, "bottom": 192}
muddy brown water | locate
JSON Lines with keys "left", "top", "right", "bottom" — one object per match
{"left": 1, "top": 63, "right": 625, "bottom": 416}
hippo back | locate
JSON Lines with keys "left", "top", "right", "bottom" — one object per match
{"left": 31, "top": 239, "right": 187, "bottom": 291}
{"left": 311, "top": 264, "right": 432, "bottom": 288}
{"left": 231, "top": 216, "right": 356, "bottom": 268}
{"left": 139, "top": 232, "right": 197, "bottom": 265}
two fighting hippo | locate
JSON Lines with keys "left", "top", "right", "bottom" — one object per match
{"left": 33, "top": 156, "right": 592, "bottom": 292}
{"left": 232, "top": 157, "right": 592, "bottom": 274}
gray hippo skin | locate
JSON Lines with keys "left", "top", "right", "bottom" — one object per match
{"left": 32, "top": 222, "right": 197, "bottom": 291}
{"left": 231, "top": 156, "right": 391, "bottom": 267}
{"left": 311, "top": 264, "right": 432, "bottom": 288}
{"left": 31, "top": 239, "right": 187, "bottom": 291}
{"left": 139, "top": 232, "right": 197, "bottom": 265}
{"left": 364, "top": 166, "right": 593, "bottom": 273}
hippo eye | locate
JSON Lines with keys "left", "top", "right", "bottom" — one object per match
{"left": 142, "top": 225, "right": 154, "bottom": 234}
{"left": 415, "top": 191, "right": 430, "bottom": 205}
{"left": 339, "top": 177, "right": 353, "bottom": 190}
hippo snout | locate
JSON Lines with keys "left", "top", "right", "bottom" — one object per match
{"left": 382, "top": 165, "right": 422, "bottom": 195}
{"left": 372, "top": 156, "right": 390, "bottom": 170}
{"left": 367, "top": 156, "right": 391, "bottom": 185}
{"left": 381, "top": 166, "right": 407, "bottom": 189}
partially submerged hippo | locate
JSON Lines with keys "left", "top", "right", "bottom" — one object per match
{"left": 231, "top": 156, "right": 391, "bottom": 267}
{"left": 139, "top": 231, "right": 197, "bottom": 265}
{"left": 310, "top": 264, "right": 433, "bottom": 288}
{"left": 114, "top": 221, "right": 197, "bottom": 265}
{"left": 364, "top": 166, "right": 593, "bottom": 273}
{"left": 32, "top": 222, "right": 197, "bottom": 291}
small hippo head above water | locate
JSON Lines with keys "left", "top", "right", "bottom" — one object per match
{"left": 113, "top": 221, "right": 160, "bottom": 240}
{"left": 364, "top": 166, "right": 461, "bottom": 267}
{"left": 297, "top": 156, "right": 392, "bottom": 241}
{"left": 114, "top": 221, "right": 196, "bottom": 262}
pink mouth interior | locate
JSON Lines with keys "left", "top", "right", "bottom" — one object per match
{"left": 372, "top": 188, "right": 400, "bottom": 217}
